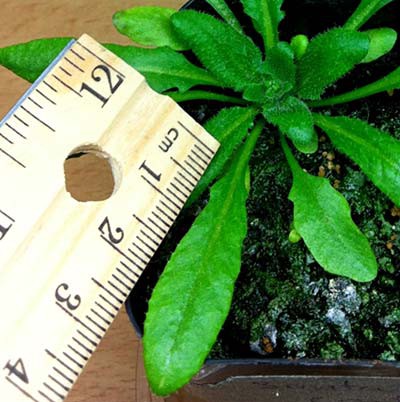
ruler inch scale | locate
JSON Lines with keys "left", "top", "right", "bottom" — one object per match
{"left": 0, "top": 34, "right": 219, "bottom": 402}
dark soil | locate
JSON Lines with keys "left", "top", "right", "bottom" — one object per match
{"left": 126, "top": 0, "right": 400, "bottom": 361}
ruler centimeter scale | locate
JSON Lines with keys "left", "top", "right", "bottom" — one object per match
{"left": 0, "top": 34, "right": 219, "bottom": 402}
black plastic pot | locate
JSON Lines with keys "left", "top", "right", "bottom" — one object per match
{"left": 126, "top": 0, "right": 400, "bottom": 400}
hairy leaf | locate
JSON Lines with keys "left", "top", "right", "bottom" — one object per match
{"left": 297, "top": 28, "right": 370, "bottom": 100}
{"left": 0, "top": 39, "right": 219, "bottom": 92}
{"left": 187, "top": 106, "right": 258, "bottom": 205}
{"left": 282, "top": 137, "right": 377, "bottom": 282}
{"left": 264, "top": 96, "right": 318, "bottom": 153}
{"left": 0, "top": 38, "right": 71, "bottom": 82}
{"left": 205, "top": 0, "right": 243, "bottom": 33}
{"left": 344, "top": 0, "right": 395, "bottom": 30}
{"left": 144, "top": 122, "right": 263, "bottom": 396}
{"left": 261, "top": 42, "right": 295, "bottom": 86}
{"left": 171, "top": 10, "right": 263, "bottom": 92}
{"left": 314, "top": 114, "right": 400, "bottom": 206}
{"left": 309, "top": 67, "right": 400, "bottom": 107}
{"left": 241, "top": 0, "right": 284, "bottom": 50}
{"left": 362, "top": 28, "right": 397, "bottom": 63}
{"left": 113, "top": 7, "right": 188, "bottom": 50}
{"left": 105, "top": 44, "right": 220, "bottom": 93}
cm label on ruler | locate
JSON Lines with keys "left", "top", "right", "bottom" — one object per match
{"left": 0, "top": 34, "right": 219, "bottom": 402}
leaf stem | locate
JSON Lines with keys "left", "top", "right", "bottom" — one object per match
{"left": 308, "top": 67, "right": 400, "bottom": 108}
{"left": 165, "top": 90, "right": 248, "bottom": 105}
{"left": 280, "top": 134, "right": 302, "bottom": 176}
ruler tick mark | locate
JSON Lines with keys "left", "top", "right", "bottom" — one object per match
{"left": 69, "top": 48, "right": 86, "bottom": 61}
{"left": 148, "top": 217, "right": 168, "bottom": 235}
{"left": 38, "top": 390, "right": 56, "bottom": 402}
{"left": 36, "top": 89, "right": 57, "bottom": 105}
{"left": 178, "top": 120, "right": 215, "bottom": 156}
{"left": 71, "top": 337, "right": 94, "bottom": 356}
{"left": 173, "top": 176, "right": 192, "bottom": 194}
{"left": 130, "top": 243, "right": 152, "bottom": 260}
{"left": 94, "top": 301, "right": 116, "bottom": 319}
{"left": 52, "top": 75, "right": 83, "bottom": 97}
{"left": 136, "top": 235, "right": 156, "bottom": 253}
{"left": 5, "top": 122, "right": 26, "bottom": 138}
{"left": 183, "top": 159, "right": 202, "bottom": 177}
{"left": 120, "top": 260, "right": 140, "bottom": 279}
{"left": 140, "top": 175, "right": 181, "bottom": 210}
{"left": 64, "top": 56, "right": 84, "bottom": 73}
{"left": 194, "top": 143, "right": 213, "bottom": 161}
{"left": 59, "top": 66, "right": 72, "bottom": 77}
{"left": 100, "top": 235, "right": 143, "bottom": 271}
{"left": 48, "top": 374, "right": 70, "bottom": 392}
{"left": 0, "top": 132, "right": 13, "bottom": 144}
{"left": 43, "top": 381, "right": 66, "bottom": 399}
{"left": 166, "top": 187, "right": 186, "bottom": 205}
{"left": 111, "top": 273, "right": 131, "bottom": 291}
{"left": 67, "top": 344, "right": 88, "bottom": 362}
{"left": 92, "top": 277, "right": 124, "bottom": 304}
{"left": 14, "top": 114, "right": 29, "bottom": 127}
{"left": 155, "top": 204, "right": 175, "bottom": 223}
{"left": 43, "top": 80, "right": 58, "bottom": 93}
{"left": 98, "top": 294, "right": 119, "bottom": 311}
{"left": 187, "top": 153, "right": 207, "bottom": 171}
{"left": 86, "top": 315, "right": 107, "bottom": 332}
{"left": 52, "top": 366, "right": 73, "bottom": 384}
{"left": 171, "top": 156, "right": 198, "bottom": 183}
{"left": 20, "top": 105, "right": 55, "bottom": 132}
{"left": 191, "top": 148, "right": 210, "bottom": 166}
{"left": 55, "top": 302, "right": 102, "bottom": 339}
{"left": 27, "top": 96, "right": 43, "bottom": 109}
{"left": 133, "top": 215, "right": 163, "bottom": 241}
{"left": 127, "top": 247, "right": 147, "bottom": 265}
{"left": 151, "top": 211, "right": 170, "bottom": 229}
{"left": 45, "top": 349, "right": 79, "bottom": 377}
{"left": 76, "top": 330, "right": 98, "bottom": 348}
{"left": 0, "top": 146, "right": 26, "bottom": 168}
{"left": 89, "top": 308, "right": 112, "bottom": 326}
{"left": 63, "top": 351, "right": 84, "bottom": 368}
{"left": 5, "top": 377, "right": 40, "bottom": 402}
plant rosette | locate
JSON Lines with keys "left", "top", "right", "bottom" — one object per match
{"left": 1, "top": 0, "right": 400, "bottom": 398}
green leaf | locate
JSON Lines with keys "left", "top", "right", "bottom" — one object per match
{"left": 344, "top": 0, "right": 395, "bottom": 30}
{"left": 241, "top": 0, "right": 284, "bottom": 50}
{"left": 171, "top": 10, "right": 263, "bottom": 92}
{"left": 309, "top": 67, "right": 400, "bottom": 107}
{"left": 297, "top": 28, "right": 370, "bottom": 100}
{"left": 261, "top": 42, "right": 295, "bottom": 86}
{"left": 144, "top": 121, "right": 263, "bottom": 396}
{"left": 361, "top": 28, "right": 397, "bottom": 63}
{"left": 187, "top": 106, "right": 258, "bottom": 205}
{"left": 314, "top": 114, "right": 400, "bottom": 206}
{"left": 104, "top": 44, "right": 220, "bottom": 93}
{"left": 264, "top": 96, "right": 318, "bottom": 154}
{"left": 0, "top": 38, "right": 72, "bottom": 82}
{"left": 0, "top": 39, "right": 220, "bottom": 93}
{"left": 281, "top": 136, "right": 377, "bottom": 282}
{"left": 113, "top": 7, "right": 188, "bottom": 51}
{"left": 205, "top": 0, "right": 243, "bottom": 34}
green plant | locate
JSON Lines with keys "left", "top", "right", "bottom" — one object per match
{"left": 0, "top": 0, "right": 399, "bottom": 396}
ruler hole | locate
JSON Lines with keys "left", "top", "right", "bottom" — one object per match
{"left": 64, "top": 145, "right": 120, "bottom": 202}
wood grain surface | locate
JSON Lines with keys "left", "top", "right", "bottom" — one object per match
{"left": 0, "top": 1, "right": 186, "bottom": 401}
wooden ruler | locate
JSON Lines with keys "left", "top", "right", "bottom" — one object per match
{"left": 0, "top": 34, "right": 219, "bottom": 402}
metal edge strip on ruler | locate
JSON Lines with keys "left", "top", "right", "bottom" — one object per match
{"left": 0, "top": 39, "right": 76, "bottom": 127}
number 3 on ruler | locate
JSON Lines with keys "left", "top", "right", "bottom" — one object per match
{"left": 55, "top": 283, "right": 82, "bottom": 311}
{"left": 80, "top": 64, "right": 124, "bottom": 107}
